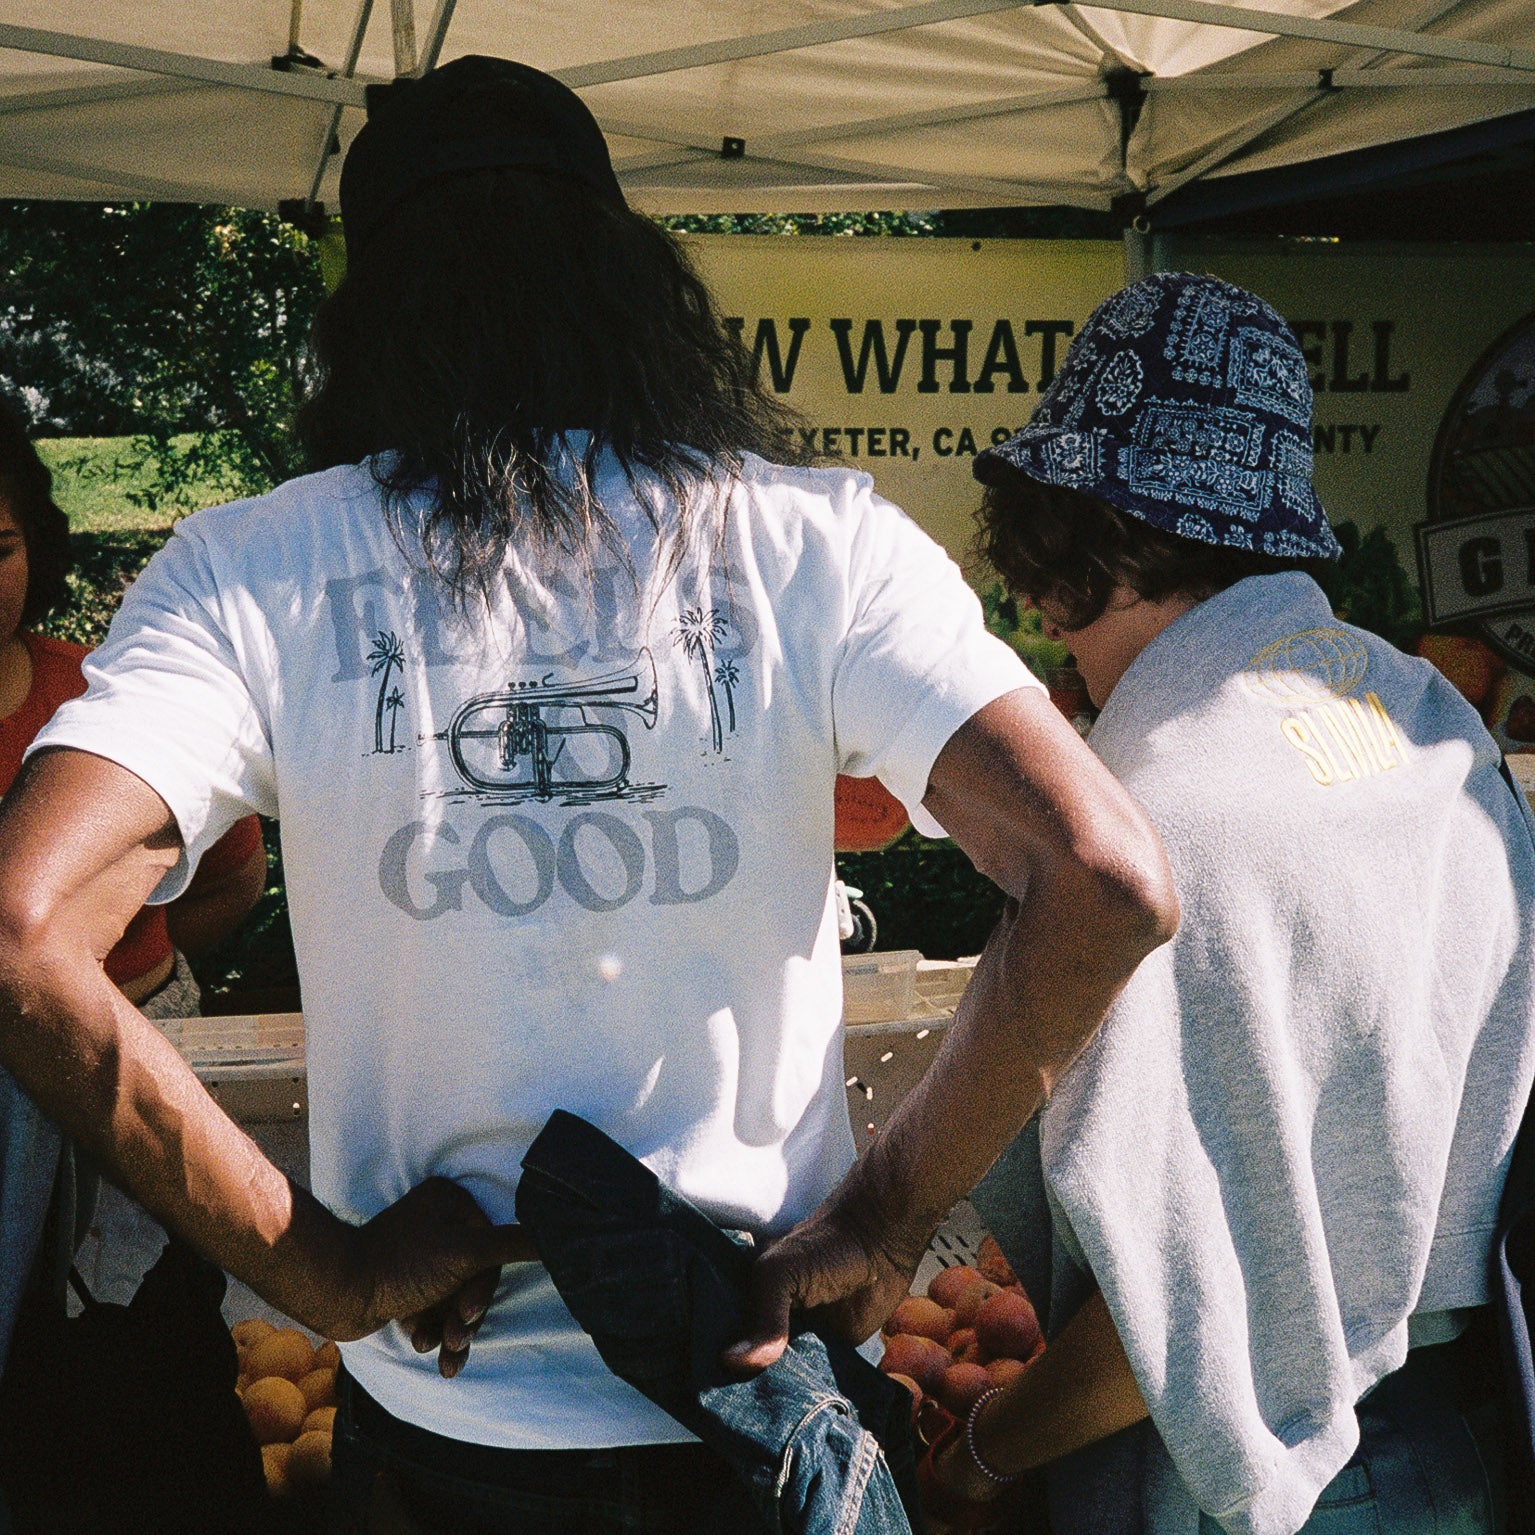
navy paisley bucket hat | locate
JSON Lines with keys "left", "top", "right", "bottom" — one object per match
{"left": 974, "top": 272, "right": 1342, "bottom": 561}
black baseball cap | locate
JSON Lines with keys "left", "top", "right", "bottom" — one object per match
{"left": 339, "top": 55, "right": 625, "bottom": 250}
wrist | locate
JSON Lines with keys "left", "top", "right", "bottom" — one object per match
{"left": 833, "top": 1131, "right": 947, "bottom": 1272}
{"left": 965, "top": 1389, "right": 1024, "bottom": 1489}
{"left": 257, "top": 1183, "right": 370, "bottom": 1339}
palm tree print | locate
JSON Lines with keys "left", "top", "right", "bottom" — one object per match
{"left": 384, "top": 686, "right": 406, "bottom": 753}
{"left": 674, "top": 606, "right": 728, "bottom": 751}
{"left": 367, "top": 630, "right": 405, "bottom": 753}
{"left": 713, "top": 658, "right": 739, "bottom": 735}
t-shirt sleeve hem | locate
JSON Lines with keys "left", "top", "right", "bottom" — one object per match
{"left": 880, "top": 663, "right": 1042, "bottom": 834}
{"left": 23, "top": 724, "right": 209, "bottom": 904}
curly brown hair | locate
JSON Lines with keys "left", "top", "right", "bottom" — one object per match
{"left": 974, "top": 468, "right": 1331, "bottom": 631}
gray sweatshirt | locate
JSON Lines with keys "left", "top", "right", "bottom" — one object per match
{"left": 974, "top": 572, "right": 1535, "bottom": 1535}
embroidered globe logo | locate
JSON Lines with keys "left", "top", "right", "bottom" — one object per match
{"left": 1242, "top": 628, "right": 1369, "bottom": 705}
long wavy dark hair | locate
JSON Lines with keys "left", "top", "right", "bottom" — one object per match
{"left": 0, "top": 398, "right": 71, "bottom": 627}
{"left": 300, "top": 169, "right": 806, "bottom": 599}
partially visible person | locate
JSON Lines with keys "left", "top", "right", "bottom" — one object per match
{"left": 923, "top": 273, "right": 1535, "bottom": 1534}
{"left": 0, "top": 401, "right": 266, "bottom": 1370}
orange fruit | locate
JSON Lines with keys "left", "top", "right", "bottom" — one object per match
{"left": 884, "top": 1296, "right": 953, "bottom": 1343}
{"left": 243, "top": 1376, "right": 308, "bottom": 1445}
{"left": 288, "top": 1430, "right": 333, "bottom": 1489}
{"left": 244, "top": 1328, "right": 315, "bottom": 1384}
{"left": 261, "top": 1441, "right": 294, "bottom": 1498}
{"left": 927, "top": 1265, "right": 986, "bottom": 1310}
{"left": 296, "top": 1367, "right": 337, "bottom": 1414}
{"left": 231, "top": 1318, "right": 276, "bottom": 1352}
{"left": 879, "top": 1333, "right": 951, "bottom": 1394}
{"left": 833, "top": 775, "right": 909, "bottom": 851}
{"left": 302, "top": 1406, "right": 337, "bottom": 1435}
{"left": 313, "top": 1340, "right": 341, "bottom": 1372}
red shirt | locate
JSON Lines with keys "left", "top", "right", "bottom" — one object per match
{"left": 0, "top": 631, "right": 263, "bottom": 986}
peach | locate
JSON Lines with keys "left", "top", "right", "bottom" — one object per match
{"left": 313, "top": 1340, "right": 341, "bottom": 1372}
{"left": 975, "top": 1288, "right": 1043, "bottom": 1362}
{"left": 953, "top": 1279, "right": 1001, "bottom": 1329}
{"left": 879, "top": 1333, "right": 951, "bottom": 1394}
{"left": 296, "top": 1367, "right": 337, "bottom": 1414}
{"left": 947, "top": 1326, "right": 986, "bottom": 1366}
{"left": 986, "top": 1356, "right": 1032, "bottom": 1388}
{"left": 244, "top": 1376, "right": 307, "bottom": 1446}
{"left": 1417, "top": 633, "right": 1503, "bottom": 708}
{"left": 231, "top": 1318, "right": 276, "bottom": 1352}
{"left": 302, "top": 1405, "right": 337, "bottom": 1435}
{"left": 884, "top": 1296, "right": 954, "bottom": 1343}
{"left": 937, "top": 1361, "right": 993, "bottom": 1418}
{"left": 927, "top": 1264, "right": 987, "bottom": 1310}
{"left": 244, "top": 1328, "right": 315, "bottom": 1384}
{"left": 260, "top": 1441, "right": 294, "bottom": 1498}
{"left": 977, "top": 1236, "right": 1019, "bottom": 1288}
{"left": 288, "top": 1429, "right": 333, "bottom": 1489}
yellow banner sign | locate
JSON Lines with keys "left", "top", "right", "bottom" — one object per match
{"left": 685, "top": 236, "right": 1124, "bottom": 560}
{"left": 688, "top": 236, "right": 1535, "bottom": 584}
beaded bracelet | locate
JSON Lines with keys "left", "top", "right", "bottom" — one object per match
{"left": 964, "top": 1388, "right": 1023, "bottom": 1487}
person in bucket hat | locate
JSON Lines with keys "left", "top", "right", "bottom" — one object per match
{"left": 0, "top": 53, "right": 1179, "bottom": 1534}
{"left": 980, "top": 270, "right": 1341, "bottom": 567}
{"left": 920, "top": 272, "right": 1534, "bottom": 1535}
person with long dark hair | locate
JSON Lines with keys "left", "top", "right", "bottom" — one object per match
{"left": 0, "top": 59, "right": 1174, "bottom": 1531}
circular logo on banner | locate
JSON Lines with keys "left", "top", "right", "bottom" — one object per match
{"left": 1427, "top": 310, "right": 1535, "bottom": 674}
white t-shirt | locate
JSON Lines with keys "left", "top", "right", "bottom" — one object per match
{"left": 33, "top": 448, "right": 1035, "bottom": 1448}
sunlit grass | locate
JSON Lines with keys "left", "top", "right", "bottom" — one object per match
{"left": 35, "top": 436, "right": 235, "bottom": 533}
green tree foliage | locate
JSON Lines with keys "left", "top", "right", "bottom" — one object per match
{"left": 839, "top": 835, "right": 1005, "bottom": 960}
{"left": 659, "top": 211, "right": 939, "bottom": 238}
{"left": 1316, "top": 519, "right": 1423, "bottom": 652}
{"left": 0, "top": 203, "right": 325, "bottom": 511}
{"left": 976, "top": 582, "right": 1071, "bottom": 680}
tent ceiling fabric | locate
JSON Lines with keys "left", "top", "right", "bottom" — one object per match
{"left": 0, "top": 0, "right": 1532, "bottom": 213}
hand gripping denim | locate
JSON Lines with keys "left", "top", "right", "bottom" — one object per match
{"left": 517, "top": 1110, "right": 923, "bottom": 1535}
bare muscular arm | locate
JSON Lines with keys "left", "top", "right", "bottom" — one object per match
{"left": 729, "top": 687, "right": 1177, "bottom": 1364}
{"left": 0, "top": 747, "right": 529, "bottom": 1344}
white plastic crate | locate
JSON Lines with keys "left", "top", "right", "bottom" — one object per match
{"left": 162, "top": 1012, "right": 306, "bottom": 1124}
{"left": 841, "top": 949, "right": 920, "bottom": 1024}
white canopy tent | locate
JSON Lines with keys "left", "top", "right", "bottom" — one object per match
{"left": 0, "top": 0, "right": 1531, "bottom": 224}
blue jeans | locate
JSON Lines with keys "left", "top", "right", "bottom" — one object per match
{"left": 331, "top": 1367, "right": 766, "bottom": 1535}
{"left": 516, "top": 1109, "right": 922, "bottom": 1535}
{"left": 1197, "top": 1336, "right": 1503, "bottom": 1535}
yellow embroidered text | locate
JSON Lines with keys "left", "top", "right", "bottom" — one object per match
{"left": 1280, "top": 692, "right": 1406, "bottom": 787}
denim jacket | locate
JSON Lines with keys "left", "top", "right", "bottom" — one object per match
{"left": 517, "top": 1110, "right": 922, "bottom": 1535}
